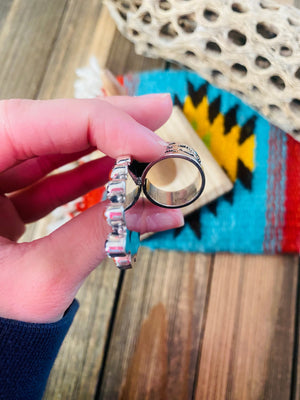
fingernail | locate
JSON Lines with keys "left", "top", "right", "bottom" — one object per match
{"left": 146, "top": 129, "right": 168, "bottom": 147}
{"left": 154, "top": 136, "right": 168, "bottom": 146}
{"left": 146, "top": 211, "right": 184, "bottom": 232}
{"left": 137, "top": 93, "right": 171, "bottom": 100}
{"left": 126, "top": 209, "right": 184, "bottom": 234}
{"left": 156, "top": 93, "right": 171, "bottom": 99}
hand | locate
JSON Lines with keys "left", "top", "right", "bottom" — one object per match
{"left": 0, "top": 95, "right": 184, "bottom": 323}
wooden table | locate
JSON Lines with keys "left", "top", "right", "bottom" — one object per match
{"left": 0, "top": 1, "right": 299, "bottom": 399}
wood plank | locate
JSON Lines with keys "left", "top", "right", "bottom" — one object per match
{"left": 0, "top": 0, "right": 68, "bottom": 99}
{"left": 0, "top": 0, "right": 13, "bottom": 31}
{"left": 43, "top": 258, "right": 120, "bottom": 400}
{"left": 37, "top": 0, "right": 116, "bottom": 99}
{"left": 97, "top": 248, "right": 212, "bottom": 399}
{"left": 194, "top": 254, "right": 298, "bottom": 400}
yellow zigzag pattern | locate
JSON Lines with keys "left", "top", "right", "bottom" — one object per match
{"left": 183, "top": 96, "right": 255, "bottom": 183}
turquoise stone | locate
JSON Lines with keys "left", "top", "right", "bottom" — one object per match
{"left": 125, "top": 229, "right": 140, "bottom": 256}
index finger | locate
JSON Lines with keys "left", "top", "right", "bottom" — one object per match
{"left": 0, "top": 94, "right": 172, "bottom": 172}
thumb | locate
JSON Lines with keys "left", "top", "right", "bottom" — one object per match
{"left": 21, "top": 201, "right": 183, "bottom": 322}
{"left": 41, "top": 200, "right": 184, "bottom": 282}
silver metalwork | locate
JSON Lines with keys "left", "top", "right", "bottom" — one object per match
{"left": 105, "top": 143, "right": 205, "bottom": 269}
{"left": 105, "top": 157, "right": 137, "bottom": 270}
{"left": 139, "top": 142, "right": 205, "bottom": 209}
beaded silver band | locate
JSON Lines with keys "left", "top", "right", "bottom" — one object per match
{"left": 105, "top": 156, "right": 137, "bottom": 269}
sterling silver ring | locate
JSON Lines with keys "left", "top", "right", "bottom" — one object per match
{"left": 105, "top": 143, "right": 205, "bottom": 269}
{"left": 129, "top": 142, "right": 205, "bottom": 209}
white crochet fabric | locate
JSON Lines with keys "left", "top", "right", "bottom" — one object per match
{"left": 105, "top": 0, "right": 300, "bottom": 140}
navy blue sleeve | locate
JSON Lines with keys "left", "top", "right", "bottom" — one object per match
{"left": 0, "top": 299, "right": 79, "bottom": 400}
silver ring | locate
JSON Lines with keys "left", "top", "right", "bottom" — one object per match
{"left": 126, "top": 143, "right": 205, "bottom": 209}
{"left": 105, "top": 143, "right": 205, "bottom": 269}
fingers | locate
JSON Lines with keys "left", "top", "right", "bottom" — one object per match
{"left": 102, "top": 94, "right": 172, "bottom": 132}
{"left": 10, "top": 156, "right": 115, "bottom": 223}
{"left": 0, "top": 94, "right": 172, "bottom": 172}
{"left": 125, "top": 199, "right": 184, "bottom": 234}
{"left": 0, "top": 195, "right": 25, "bottom": 240}
{"left": 37, "top": 198, "right": 184, "bottom": 285}
{"left": 0, "top": 197, "right": 183, "bottom": 323}
{"left": 0, "top": 148, "right": 96, "bottom": 193}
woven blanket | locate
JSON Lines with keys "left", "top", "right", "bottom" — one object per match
{"left": 120, "top": 70, "right": 299, "bottom": 254}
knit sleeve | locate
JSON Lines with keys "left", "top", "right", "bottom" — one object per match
{"left": 0, "top": 299, "right": 79, "bottom": 400}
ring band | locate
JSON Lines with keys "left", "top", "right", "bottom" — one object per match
{"left": 126, "top": 143, "right": 205, "bottom": 209}
{"left": 142, "top": 143, "right": 205, "bottom": 208}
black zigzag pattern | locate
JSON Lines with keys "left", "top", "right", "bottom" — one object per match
{"left": 237, "top": 159, "right": 253, "bottom": 190}
{"left": 239, "top": 115, "right": 257, "bottom": 145}
{"left": 224, "top": 105, "right": 238, "bottom": 134}
{"left": 187, "top": 81, "right": 208, "bottom": 108}
{"left": 208, "top": 95, "right": 221, "bottom": 124}
{"left": 174, "top": 93, "right": 183, "bottom": 108}
{"left": 174, "top": 80, "right": 256, "bottom": 238}
{"left": 174, "top": 209, "right": 202, "bottom": 239}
